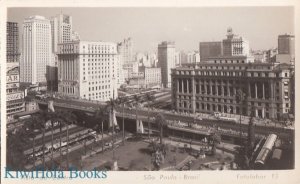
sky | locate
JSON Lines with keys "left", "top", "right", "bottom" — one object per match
{"left": 8, "top": 7, "right": 294, "bottom": 53}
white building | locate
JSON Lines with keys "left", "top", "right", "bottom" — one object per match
{"left": 71, "top": 30, "right": 80, "bottom": 41}
{"left": 50, "top": 14, "right": 73, "bottom": 53}
{"left": 174, "top": 51, "right": 181, "bottom": 66}
{"left": 187, "top": 51, "right": 200, "bottom": 64}
{"left": 222, "top": 27, "right": 250, "bottom": 57}
{"left": 57, "top": 41, "right": 119, "bottom": 101}
{"left": 157, "top": 41, "right": 176, "bottom": 88}
{"left": 20, "top": 15, "right": 52, "bottom": 85}
{"left": 117, "top": 37, "right": 134, "bottom": 65}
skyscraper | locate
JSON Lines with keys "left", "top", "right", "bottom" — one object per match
{"left": 20, "top": 15, "right": 52, "bottom": 85}
{"left": 157, "top": 41, "right": 175, "bottom": 88}
{"left": 199, "top": 42, "right": 223, "bottom": 61}
{"left": 278, "top": 34, "right": 295, "bottom": 56}
{"left": 48, "top": 14, "right": 74, "bottom": 91}
{"left": 222, "top": 27, "right": 250, "bottom": 57}
{"left": 117, "top": 37, "right": 133, "bottom": 65}
{"left": 273, "top": 34, "right": 295, "bottom": 64}
{"left": 6, "top": 22, "right": 25, "bottom": 121}
{"left": 50, "top": 14, "right": 73, "bottom": 53}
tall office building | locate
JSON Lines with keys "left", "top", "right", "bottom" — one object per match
{"left": 222, "top": 27, "right": 250, "bottom": 57}
{"left": 157, "top": 41, "right": 176, "bottom": 88}
{"left": 50, "top": 14, "right": 73, "bottom": 53}
{"left": 199, "top": 42, "right": 223, "bottom": 61}
{"left": 48, "top": 14, "right": 74, "bottom": 91}
{"left": 278, "top": 34, "right": 295, "bottom": 56}
{"left": 6, "top": 22, "right": 25, "bottom": 121}
{"left": 273, "top": 34, "right": 295, "bottom": 64}
{"left": 57, "top": 41, "right": 119, "bottom": 101}
{"left": 117, "top": 37, "right": 134, "bottom": 65}
{"left": 20, "top": 15, "right": 52, "bottom": 85}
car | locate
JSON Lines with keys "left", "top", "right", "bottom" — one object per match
{"left": 104, "top": 142, "right": 112, "bottom": 148}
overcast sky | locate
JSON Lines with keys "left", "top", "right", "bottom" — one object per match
{"left": 8, "top": 7, "right": 294, "bottom": 53}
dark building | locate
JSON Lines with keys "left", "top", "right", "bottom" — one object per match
{"left": 199, "top": 42, "right": 223, "bottom": 60}
{"left": 7, "top": 22, "right": 20, "bottom": 63}
{"left": 46, "top": 65, "right": 58, "bottom": 91}
{"left": 278, "top": 34, "right": 295, "bottom": 55}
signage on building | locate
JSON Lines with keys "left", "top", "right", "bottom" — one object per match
{"left": 7, "top": 92, "right": 24, "bottom": 101}
{"left": 6, "top": 75, "right": 19, "bottom": 83}
{"left": 6, "top": 83, "right": 20, "bottom": 89}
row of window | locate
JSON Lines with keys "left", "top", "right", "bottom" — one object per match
{"left": 88, "top": 85, "right": 110, "bottom": 91}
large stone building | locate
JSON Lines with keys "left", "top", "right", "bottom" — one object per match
{"left": 7, "top": 22, "right": 25, "bottom": 121}
{"left": 171, "top": 59, "right": 293, "bottom": 119}
{"left": 20, "top": 15, "right": 52, "bottom": 85}
{"left": 57, "top": 41, "right": 119, "bottom": 101}
{"left": 157, "top": 41, "right": 176, "bottom": 88}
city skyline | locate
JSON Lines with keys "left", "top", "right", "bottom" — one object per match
{"left": 8, "top": 7, "right": 294, "bottom": 52}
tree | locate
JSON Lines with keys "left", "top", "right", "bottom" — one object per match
{"left": 56, "top": 110, "right": 77, "bottom": 170}
{"left": 155, "top": 113, "right": 166, "bottom": 145}
{"left": 145, "top": 93, "right": 155, "bottom": 139}
{"left": 7, "top": 129, "right": 29, "bottom": 169}
{"left": 24, "top": 114, "right": 45, "bottom": 169}
{"left": 235, "top": 89, "right": 246, "bottom": 140}
{"left": 116, "top": 97, "right": 128, "bottom": 144}
{"left": 208, "top": 133, "right": 221, "bottom": 156}
{"left": 94, "top": 105, "right": 110, "bottom": 152}
{"left": 247, "top": 115, "right": 255, "bottom": 158}
{"left": 47, "top": 109, "right": 77, "bottom": 170}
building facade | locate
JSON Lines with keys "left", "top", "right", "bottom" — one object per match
{"left": 157, "top": 41, "right": 176, "bottom": 88}
{"left": 57, "top": 41, "right": 119, "bottom": 101}
{"left": 265, "top": 48, "right": 278, "bottom": 63}
{"left": 222, "top": 28, "right": 250, "bottom": 57}
{"left": 278, "top": 34, "right": 295, "bottom": 56}
{"left": 117, "top": 37, "right": 134, "bottom": 65}
{"left": 142, "top": 67, "right": 161, "bottom": 87}
{"left": 50, "top": 14, "right": 73, "bottom": 53}
{"left": 199, "top": 41, "right": 223, "bottom": 60}
{"left": 274, "top": 34, "right": 295, "bottom": 64}
{"left": 6, "top": 22, "right": 25, "bottom": 121}
{"left": 49, "top": 14, "right": 74, "bottom": 91}
{"left": 187, "top": 51, "right": 200, "bottom": 64}
{"left": 171, "top": 60, "right": 293, "bottom": 119}
{"left": 20, "top": 16, "right": 52, "bottom": 85}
